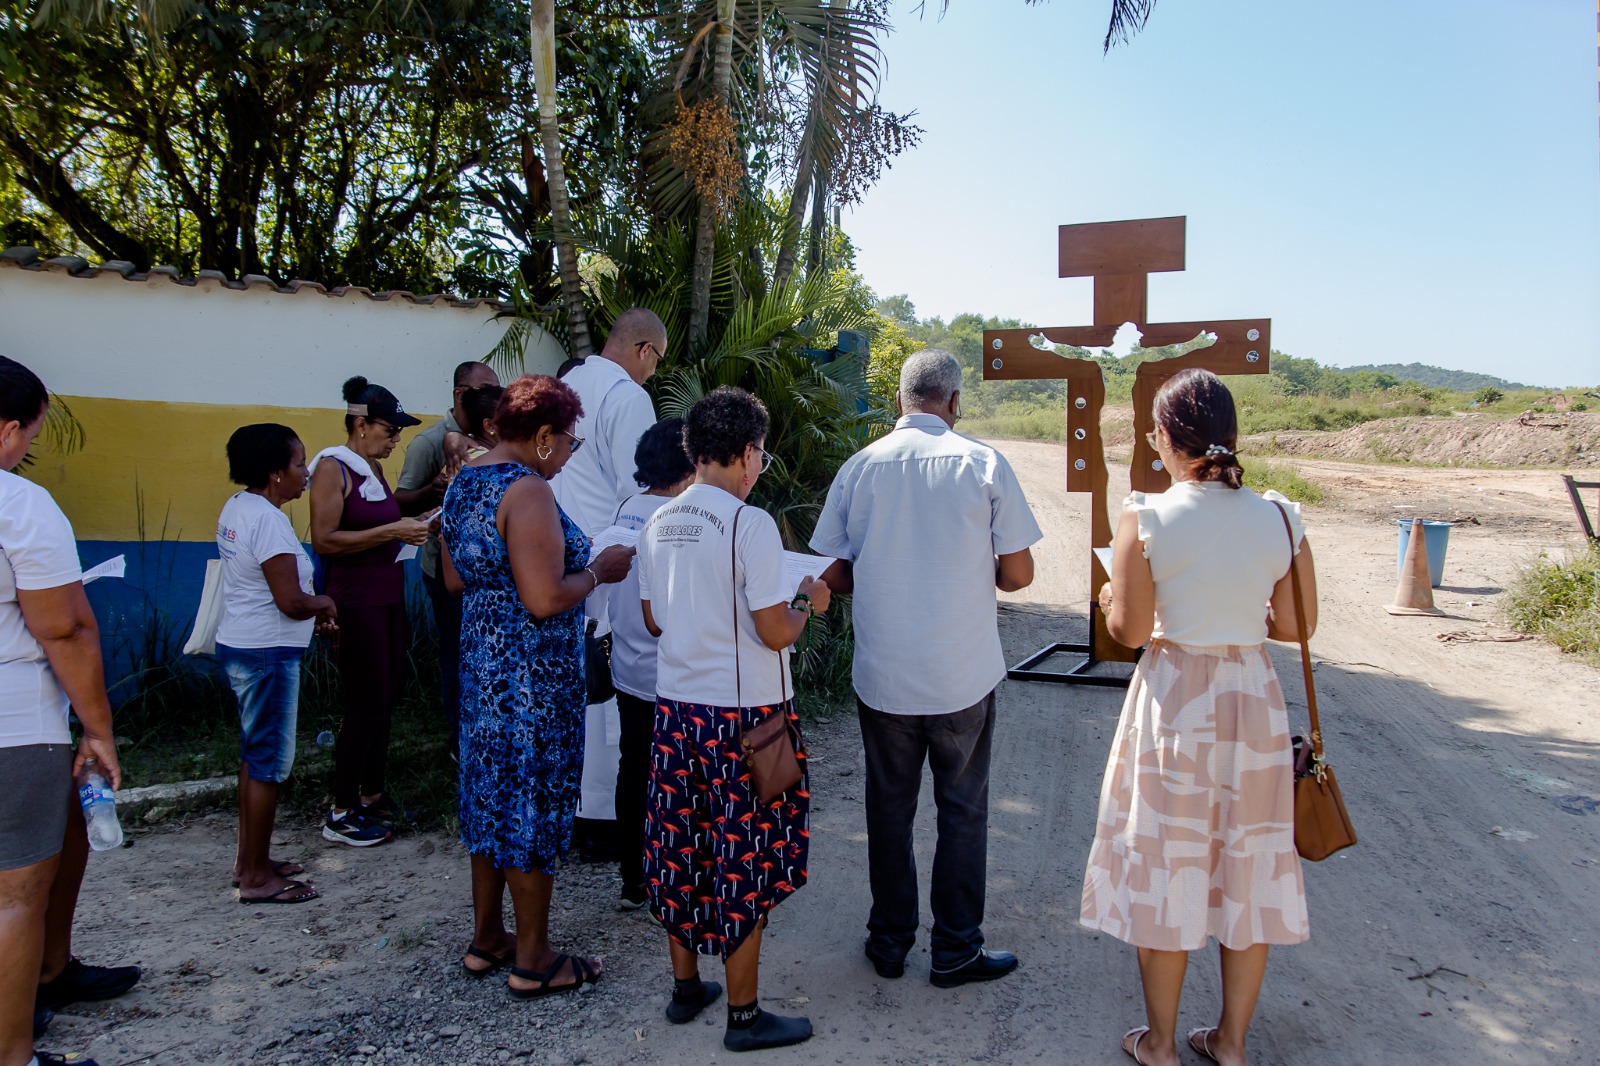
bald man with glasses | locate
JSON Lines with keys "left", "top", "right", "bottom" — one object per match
{"left": 550, "top": 308, "right": 669, "bottom": 874}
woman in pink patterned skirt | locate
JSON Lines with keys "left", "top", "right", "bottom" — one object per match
{"left": 1081, "top": 369, "right": 1320, "bottom": 1066}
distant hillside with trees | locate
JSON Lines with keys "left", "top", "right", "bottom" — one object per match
{"left": 865, "top": 296, "right": 1583, "bottom": 442}
{"left": 1342, "top": 362, "right": 1529, "bottom": 391}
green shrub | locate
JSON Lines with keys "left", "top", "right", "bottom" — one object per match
{"left": 1473, "top": 386, "right": 1504, "bottom": 405}
{"left": 963, "top": 402, "right": 1066, "bottom": 441}
{"left": 1504, "top": 546, "right": 1600, "bottom": 665}
{"left": 1243, "top": 460, "right": 1326, "bottom": 505}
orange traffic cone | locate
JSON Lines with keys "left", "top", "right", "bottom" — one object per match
{"left": 1386, "top": 518, "right": 1444, "bottom": 616}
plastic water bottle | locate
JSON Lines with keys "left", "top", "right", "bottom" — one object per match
{"left": 78, "top": 765, "right": 124, "bottom": 851}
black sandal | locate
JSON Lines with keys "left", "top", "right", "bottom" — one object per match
{"left": 462, "top": 944, "right": 516, "bottom": 978}
{"left": 507, "top": 954, "right": 601, "bottom": 1000}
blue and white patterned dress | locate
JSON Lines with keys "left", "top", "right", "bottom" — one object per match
{"left": 442, "top": 463, "right": 588, "bottom": 874}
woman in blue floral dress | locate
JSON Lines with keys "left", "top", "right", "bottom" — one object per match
{"left": 439, "top": 374, "right": 634, "bottom": 999}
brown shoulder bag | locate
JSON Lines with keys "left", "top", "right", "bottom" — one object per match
{"left": 731, "top": 507, "right": 803, "bottom": 807}
{"left": 1274, "top": 502, "right": 1358, "bottom": 861}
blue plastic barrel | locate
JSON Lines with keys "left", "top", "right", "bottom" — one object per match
{"left": 1396, "top": 520, "right": 1453, "bottom": 588}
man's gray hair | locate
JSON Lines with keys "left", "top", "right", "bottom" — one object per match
{"left": 899, "top": 349, "right": 963, "bottom": 409}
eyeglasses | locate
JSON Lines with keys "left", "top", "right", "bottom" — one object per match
{"left": 635, "top": 340, "right": 662, "bottom": 363}
{"left": 1145, "top": 430, "right": 1160, "bottom": 451}
{"left": 371, "top": 421, "right": 402, "bottom": 440}
{"left": 557, "top": 429, "right": 586, "bottom": 455}
{"left": 753, "top": 446, "right": 774, "bottom": 472}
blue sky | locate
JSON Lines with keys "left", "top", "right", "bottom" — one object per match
{"left": 845, "top": 0, "right": 1600, "bottom": 387}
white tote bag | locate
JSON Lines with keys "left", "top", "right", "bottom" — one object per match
{"left": 182, "top": 559, "right": 224, "bottom": 656}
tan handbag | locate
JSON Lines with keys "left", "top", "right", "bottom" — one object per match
{"left": 1273, "top": 503, "right": 1358, "bottom": 862}
{"left": 731, "top": 507, "right": 803, "bottom": 807}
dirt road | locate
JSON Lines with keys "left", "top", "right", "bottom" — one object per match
{"left": 41, "top": 445, "right": 1600, "bottom": 1065}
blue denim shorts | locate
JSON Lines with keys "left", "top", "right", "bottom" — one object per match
{"left": 217, "top": 644, "right": 303, "bottom": 783}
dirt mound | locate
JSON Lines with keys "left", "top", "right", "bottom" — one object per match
{"left": 1247, "top": 411, "right": 1598, "bottom": 468}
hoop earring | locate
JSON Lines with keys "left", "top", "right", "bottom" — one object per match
{"left": 537, "top": 445, "right": 553, "bottom": 461}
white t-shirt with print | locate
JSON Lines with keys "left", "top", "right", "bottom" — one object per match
{"left": 0, "top": 471, "right": 82, "bottom": 747}
{"left": 637, "top": 484, "right": 793, "bottom": 707}
{"left": 607, "top": 492, "right": 672, "bottom": 701}
{"left": 215, "top": 492, "right": 316, "bottom": 650}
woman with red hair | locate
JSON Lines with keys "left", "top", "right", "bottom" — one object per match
{"left": 440, "top": 375, "right": 634, "bottom": 998}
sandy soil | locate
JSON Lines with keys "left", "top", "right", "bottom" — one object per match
{"left": 1247, "top": 410, "right": 1599, "bottom": 469}
{"left": 37, "top": 446, "right": 1600, "bottom": 1066}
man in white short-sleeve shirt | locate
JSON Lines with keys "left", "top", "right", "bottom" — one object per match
{"left": 811, "top": 349, "right": 1041, "bottom": 988}
{"left": 552, "top": 308, "right": 666, "bottom": 833}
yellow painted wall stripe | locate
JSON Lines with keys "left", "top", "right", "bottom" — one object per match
{"left": 25, "top": 396, "right": 445, "bottom": 542}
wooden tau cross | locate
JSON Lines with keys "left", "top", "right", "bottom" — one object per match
{"left": 983, "top": 216, "right": 1271, "bottom": 685}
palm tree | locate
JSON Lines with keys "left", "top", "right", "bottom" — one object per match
{"left": 686, "top": 0, "right": 737, "bottom": 357}
{"left": 529, "top": 0, "right": 594, "bottom": 357}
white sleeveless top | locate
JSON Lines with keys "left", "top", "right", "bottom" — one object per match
{"left": 1128, "top": 482, "right": 1305, "bottom": 647}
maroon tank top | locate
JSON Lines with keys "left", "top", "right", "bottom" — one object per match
{"left": 323, "top": 461, "right": 404, "bottom": 608}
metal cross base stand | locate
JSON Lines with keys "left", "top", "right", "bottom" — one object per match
{"left": 1007, "top": 642, "right": 1139, "bottom": 687}
{"left": 1005, "top": 606, "right": 1143, "bottom": 688}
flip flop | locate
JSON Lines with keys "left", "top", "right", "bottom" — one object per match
{"left": 1122, "top": 1027, "right": 1152, "bottom": 1065}
{"left": 1187, "top": 1027, "right": 1221, "bottom": 1063}
{"left": 462, "top": 944, "right": 516, "bottom": 977}
{"left": 239, "top": 880, "right": 318, "bottom": 905}
{"left": 507, "top": 954, "right": 602, "bottom": 1000}
{"left": 231, "top": 860, "right": 306, "bottom": 887}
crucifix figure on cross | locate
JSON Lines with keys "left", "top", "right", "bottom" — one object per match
{"left": 982, "top": 215, "right": 1271, "bottom": 685}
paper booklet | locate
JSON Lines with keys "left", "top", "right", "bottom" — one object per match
{"left": 1093, "top": 547, "right": 1114, "bottom": 575}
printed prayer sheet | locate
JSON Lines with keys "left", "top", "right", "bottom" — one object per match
{"left": 589, "top": 525, "right": 641, "bottom": 554}
{"left": 82, "top": 555, "right": 127, "bottom": 583}
{"left": 783, "top": 551, "right": 830, "bottom": 595}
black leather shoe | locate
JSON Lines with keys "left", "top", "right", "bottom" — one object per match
{"left": 929, "top": 949, "right": 1018, "bottom": 988}
{"left": 37, "top": 958, "right": 142, "bottom": 1010}
{"left": 864, "top": 940, "right": 905, "bottom": 979}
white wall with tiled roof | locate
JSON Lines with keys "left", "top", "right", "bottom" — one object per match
{"left": 0, "top": 252, "right": 562, "bottom": 414}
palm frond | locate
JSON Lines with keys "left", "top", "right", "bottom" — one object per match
{"left": 42, "top": 395, "right": 85, "bottom": 455}
{"left": 1101, "top": 0, "right": 1157, "bottom": 52}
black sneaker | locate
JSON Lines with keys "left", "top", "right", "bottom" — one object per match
{"left": 37, "top": 1052, "right": 100, "bottom": 1065}
{"left": 322, "top": 809, "right": 391, "bottom": 847}
{"left": 36, "top": 958, "right": 142, "bottom": 1010}
{"left": 356, "top": 793, "right": 408, "bottom": 828}
{"left": 723, "top": 1010, "right": 812, "bottom": 1052}
{"left": 619, "top": 883, "right": 648, "bottom": 910}
{"left": 666, "top": 979, "right": 721, "bottom": 1024}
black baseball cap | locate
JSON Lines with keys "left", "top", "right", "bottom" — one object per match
{"left": 346, "top": 380, "right": 422, "bottom": 428}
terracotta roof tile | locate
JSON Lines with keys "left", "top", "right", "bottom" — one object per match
{"left": 0, "top": 246, "right": 508, "bottom": 312}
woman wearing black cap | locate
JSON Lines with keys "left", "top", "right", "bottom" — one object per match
{"left": 308, "top": 376, "right": 431, "bottom": 847}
